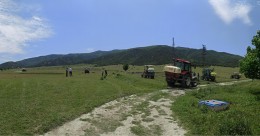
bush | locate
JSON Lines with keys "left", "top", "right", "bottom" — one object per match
{"left": 123, "top": 64, "right": 129, "bottom": 71}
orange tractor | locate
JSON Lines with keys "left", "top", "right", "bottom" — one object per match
{"left": 163, "top": 58, "right": 198, "bottom": 87}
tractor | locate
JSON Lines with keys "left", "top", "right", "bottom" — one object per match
{"left": 230, "top": 72, "right": 241, "bottom": 79}
{"left": 163, "top": 58, "right": 198, "bottom": 87}
{"left": 201, "top": 68, "right": 216, "bottom": 81}
{"left": 141, "top": 65, "right": 155, "bottom": 79}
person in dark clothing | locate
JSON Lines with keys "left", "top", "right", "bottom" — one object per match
{"left": 66, "top": 67, "right": 68, "bottom": 77}
{"left": 105, "top": 70, "right": 108, "bottom": 77}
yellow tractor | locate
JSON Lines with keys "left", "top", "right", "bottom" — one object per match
{"left": 201, "top": 68, "right": 216, "bottom": 81}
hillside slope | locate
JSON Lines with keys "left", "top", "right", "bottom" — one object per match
{"left": 89, "top": 45, "right": 243, "bottom": 67}
{"left": 0, "top": 45, "right": 243, "bottom": 68}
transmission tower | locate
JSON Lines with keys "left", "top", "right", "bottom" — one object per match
{"left": 172, "top": 37, "right": 175, "bottom": 58}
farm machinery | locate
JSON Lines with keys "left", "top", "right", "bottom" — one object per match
{"left": 230, "top": 72, "right": 241, "bottom": 79}
{"left": 201, "top": 68, "right": 216, "bottom": 81}
{"left": 141, "top": 65, "right": 155, "bottom": 79}
{"left": 163, "top": 58, "right": 198, "bottom": 87}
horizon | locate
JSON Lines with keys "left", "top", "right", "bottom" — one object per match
{"left": 0, "top": 0, "right": 259, "bottom": 63}
{"left": 0, "top": 45, "right": 243, "bottom": 64}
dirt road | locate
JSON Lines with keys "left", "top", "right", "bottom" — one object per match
{"left": 44, "top": 79, "right": 251, "bottom": 136}
{"left": 44, "top": 89, "right": 187, "bottom": 136}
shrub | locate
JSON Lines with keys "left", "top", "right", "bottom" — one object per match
{"left": 123, "top": 64, "right": 129, "bottom": 71}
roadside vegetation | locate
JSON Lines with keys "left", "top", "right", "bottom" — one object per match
{"left": 0, "top": 64, "right": 249, "bottom": 135}
{"left": 172, "top": 80, "right": 260, "bottom": 135}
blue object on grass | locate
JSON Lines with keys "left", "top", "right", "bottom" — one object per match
{"left": 199, "top": 100, "right": 229, "bottom": 111}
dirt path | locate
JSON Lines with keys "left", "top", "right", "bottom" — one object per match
{"left": 44, "top": 89, "right": 187, "bottom": 136}
{"left": 44, "top": 79, "right": 251, "bottom": 136}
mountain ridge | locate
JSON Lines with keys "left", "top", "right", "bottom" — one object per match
{"left": 0, "top": 45, "right": 243, "bottom": 69}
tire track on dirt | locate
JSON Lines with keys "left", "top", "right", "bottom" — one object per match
{"left": 44, "top": 89, "right": 186, "bottom": 136}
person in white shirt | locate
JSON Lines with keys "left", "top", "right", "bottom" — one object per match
{"left": 69, "top": 67, "right": 72, "bottom": 77}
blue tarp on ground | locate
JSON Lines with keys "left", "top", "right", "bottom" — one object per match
{"left": 199, "top": 100, "right": 229, "bottom": 111}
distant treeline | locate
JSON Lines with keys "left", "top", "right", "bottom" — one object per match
{"left": 0, "top": 45, "right": 243, "bottom": 69}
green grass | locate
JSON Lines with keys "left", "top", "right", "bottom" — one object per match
{"left": 0, "top": 65, "right": 250, "bottom": 135}
{"left": 0, "top": 65, "right": 165, "bottom": 135}
{"left": 172, "top": 80, "right": 260, "bottom": 135}
{"left": 130, "top": 124, "right": 163, "bottom": 136}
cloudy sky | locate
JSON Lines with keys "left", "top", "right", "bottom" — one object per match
{"left": 0, "top": 0, "right": 259, "bottom": 63}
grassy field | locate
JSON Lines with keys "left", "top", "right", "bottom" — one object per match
{"left": 172, "top": 80, "right": 260, "bottom": 135}
{"left": 0, "top": 65, "right": 166, "bottom": 135}
{"left": 0, "top": 64, "right": 247, "bottom": 135}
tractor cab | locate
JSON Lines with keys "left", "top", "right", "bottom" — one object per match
{"left": 141, "top": 65, "right": 155, "bottom": 79}
{"left": 174, "top": 59, "right": 192, "bottom": 74}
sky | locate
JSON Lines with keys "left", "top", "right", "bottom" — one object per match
{"left": 0, "top": 0, "right": 259, "bottom": 63}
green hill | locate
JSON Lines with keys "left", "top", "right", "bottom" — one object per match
{"left": 0, "top": 45, "right": 243, "bottom": 69}
{"left": 89, "top": 45, "right": 243, "bottom": 67}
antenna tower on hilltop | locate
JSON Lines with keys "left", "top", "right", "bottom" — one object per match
{"left": 172, "top": 37, "right": 175, "bottom": 58}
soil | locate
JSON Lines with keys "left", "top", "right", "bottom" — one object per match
{"left": 44, "top": 79, "right": 251, "bottom": 136}
{"left": 44, "top": 89, "right": 187, "bottom": 136}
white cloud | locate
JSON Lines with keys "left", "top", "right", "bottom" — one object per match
{"left": 0, "top": 0, "right": 52, "bottom": 54}
{"left": 86, "top": 48, "right": 95, "bottom": 53}
{"left": 209, "top": 0, "right": 252, "bottom": 25}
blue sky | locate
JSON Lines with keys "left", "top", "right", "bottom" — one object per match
{"left": 0, "top": 0, "right": 259, "bottom": 63}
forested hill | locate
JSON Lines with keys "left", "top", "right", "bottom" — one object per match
{"left": 0, "top": 45, "right": 243, "bottom": 69}
{"left": 88, "top": 45, "right": 243, "bottom": 67}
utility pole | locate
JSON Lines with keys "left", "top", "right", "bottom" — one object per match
{"left": 172, "top": 37, "right": 175, "bottom": 58}
{"left": 172, "top": 37, "right": 176, "bottom": 66}
{"left": 202, "top": 44, "right": 206, "bottom": 67}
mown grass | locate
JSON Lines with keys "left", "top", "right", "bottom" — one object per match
{"left": 0, "top": 65, "right": 248, "bottom": 135}
{"left": 0, "top": 65, "right": 165, "bottom": 135}
{"left": 172, "top": 80, "right": 260, "bottom": 135}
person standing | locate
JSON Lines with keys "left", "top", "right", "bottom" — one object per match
{"left": 66, "top": 67, "right": 68, "bottom": 77}
{"left": 105, "top": 70, "right": 108, "bottom": 78}
{"left": 69, "top": 67, "right": 72, "bottom": 77}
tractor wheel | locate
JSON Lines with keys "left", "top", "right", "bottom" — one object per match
{"left": 167, "top": 81, "right": 175, "bottom": 87}
{"left": 182, "top": 76, "right": 191, "bottom": 88}
{"left": 211, "top": 77, "right": 216, "bottom": 82}
{"left": 191, "top": 82, "right": 198, "bottom": 87}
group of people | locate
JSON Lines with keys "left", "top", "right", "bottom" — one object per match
{"left": 66, "top": 67, "right": 73, "bottom": 77}
{"left": 65, "top": 67, "right": 108, "bottom": 79}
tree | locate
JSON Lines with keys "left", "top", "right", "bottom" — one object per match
{"left": 240, "top": 30, "right": 260, "bottom": 79}
{"left": 123, "top": 64, "right": 129, "bottom": 71}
